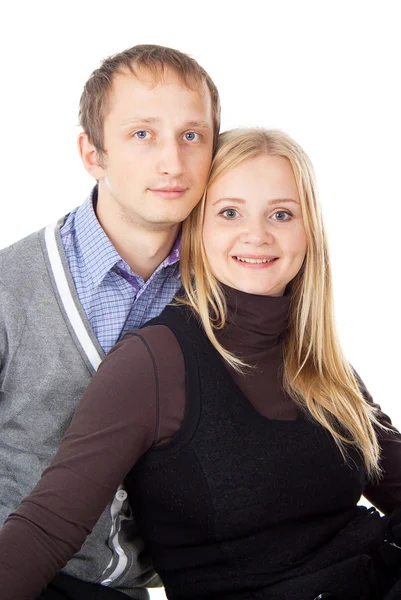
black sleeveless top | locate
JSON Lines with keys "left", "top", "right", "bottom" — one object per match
{"left": 128, "top": 305, "right": 385, "bottom": 600}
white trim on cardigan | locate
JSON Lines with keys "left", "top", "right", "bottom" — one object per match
{"left": 44, "top": 222, "right": 130, "bottom": 585}
{"left": 44, "top": 222, "right": 102, "bottom": 371}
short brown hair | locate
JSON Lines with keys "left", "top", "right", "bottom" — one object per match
{"left": 79, "top": 44, "right": 220, "bottom": 156}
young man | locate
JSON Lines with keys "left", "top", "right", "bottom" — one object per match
{"left": 0, "top": 44, "right": 219, "bottom": 599}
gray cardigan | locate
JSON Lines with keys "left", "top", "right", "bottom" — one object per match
{"left": 0, "top": 221, "right": 158, "bottom": 598}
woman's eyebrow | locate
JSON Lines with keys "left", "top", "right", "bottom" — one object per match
{"left": 269, "top": 198, "right": 299, "bottom": 206}
{"left": 212, "top": 197, "right": 246, "bottom": 206}
{"left": 212, "top": 197, "right": 299, "bottom": 206}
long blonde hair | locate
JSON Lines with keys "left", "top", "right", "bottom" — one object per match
{"left": 179, "top": 128, "right": 381, "bottom": 478}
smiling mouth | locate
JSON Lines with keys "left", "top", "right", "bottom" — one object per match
{"left": 233, "top": 256, "right": 278, "bottom": 264}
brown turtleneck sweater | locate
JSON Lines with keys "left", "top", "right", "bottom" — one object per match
{"left": 1, "top": 285, "right": 401, "bottom": 598}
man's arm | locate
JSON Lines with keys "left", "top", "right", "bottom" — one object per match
{"left": 0, "top": 278, "right": 28, "bottom": 524}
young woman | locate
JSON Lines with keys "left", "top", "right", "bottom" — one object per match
{"left": 1, "top": 129, "right": 401, "bottom": 600}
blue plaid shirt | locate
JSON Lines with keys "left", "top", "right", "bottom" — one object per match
{"left": 60, "top": 188, "right": 181, "bottom": 353}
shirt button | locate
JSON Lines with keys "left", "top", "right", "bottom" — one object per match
{"left": 116, "top": 489, "right": 128, "bottom": 501}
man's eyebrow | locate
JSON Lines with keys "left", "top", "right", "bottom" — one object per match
{"left": 212, "top": 197, "right": 299, "bottom": 206}
{"left": 121, "top": 117, "right": 212, "bottom": 129}
{"left": 121, "top": 117, "right": 159, "bottom": 126}
{"left": 183, "top": 120, "right": 212, "bottom": 130}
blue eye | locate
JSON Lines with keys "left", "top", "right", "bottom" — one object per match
{"left": 272, "top": 211, "right": 291, "bottom": 221}
{"left": 184, "top": 131, "right": 200, "bottom": 141}
{"left": 221, "top": 209, "right": 239, "bottom": 219}
{"left": 134, "top": 130, "right": 150, "bottom": 139}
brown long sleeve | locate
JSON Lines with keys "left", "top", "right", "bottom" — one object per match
{"left": 357, "top": 380, "right": 401, "bottom": 514}
{"left": 0, "top": 325, "right": 185, "bottom": 599}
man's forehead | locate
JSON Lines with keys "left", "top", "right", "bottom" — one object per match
{"left": 112, "top": 63, "right": 207, "bottom": 97}
{"left": 105, "top": 66, "right": 212, "bottom": 123}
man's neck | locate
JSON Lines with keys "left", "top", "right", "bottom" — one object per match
{"left": 95, "top": 193, "right": 179, "bottom": 282}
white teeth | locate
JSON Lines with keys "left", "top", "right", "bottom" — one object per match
{"left": 234, "top": 257, "right": 275, "bottom": 264}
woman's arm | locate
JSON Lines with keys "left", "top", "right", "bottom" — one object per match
{"left": 0, "top": 327, "right": 180, "bottom": 599}
{"left": 357, "top": 376, "right": 401, "bottom": 514}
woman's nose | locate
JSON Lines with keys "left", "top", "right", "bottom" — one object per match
{"left": 239, "top": 219, "right": 274, "bottom": 245}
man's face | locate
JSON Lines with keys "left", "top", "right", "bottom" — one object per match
{"left": 96, "top": 66, "right": 214, "bottom": 230}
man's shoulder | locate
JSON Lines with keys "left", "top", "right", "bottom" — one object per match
{"left": 0, "top": 214, "right": 70, "bottom": 299}
{"left": 0, "top": 228, "right": 45, "bottom": 269}
{"left": 0, "top": 227, "right": 47, "bottom": 283}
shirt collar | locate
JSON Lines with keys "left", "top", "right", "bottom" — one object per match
{"left": 75, "top": 186, "right": 181, "bottom": 287}
{"left": 163, "top": 228, "right": 181, "bottom": 267}
{"left": 74, "top": 187, "right": 123, "bottom": 287}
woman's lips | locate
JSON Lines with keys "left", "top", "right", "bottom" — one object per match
{"left": 232, "top": 256, "right": 279, "bottom": 268}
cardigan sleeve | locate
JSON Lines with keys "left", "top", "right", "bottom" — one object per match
{"left": 0, "top": 325, "right": 185, "bottom": 600}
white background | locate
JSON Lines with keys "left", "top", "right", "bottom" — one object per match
{"left": 1, "top": 2, "right": 400, "bottom": 597}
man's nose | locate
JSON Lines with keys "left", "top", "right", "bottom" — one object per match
{"left": 157, "top": 139, "right": 185, "bottom": 177}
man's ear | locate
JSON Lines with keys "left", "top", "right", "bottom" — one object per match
{"left": 78, "top": 133, "right": 106, "bottom": 179}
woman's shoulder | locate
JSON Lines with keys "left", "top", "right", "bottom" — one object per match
{"left": 121, "top": 324, "right": 187, "bottom": 445}
{"left": 121, "top": 323, "right": 185, "bottom": 368}
{"left": 104, "top": 323, "right": 186, "bottom": 394}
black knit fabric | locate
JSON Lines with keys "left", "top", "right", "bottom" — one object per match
{"left": 128, "top": 305, "right": 386, "bottom": 600}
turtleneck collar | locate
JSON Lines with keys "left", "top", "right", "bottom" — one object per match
{"left": 217, "top": 284, "right": 291, "bottom": 354}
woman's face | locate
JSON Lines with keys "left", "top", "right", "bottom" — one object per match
{"left": 202, "top": 154, "right": 307, "bottom": 296}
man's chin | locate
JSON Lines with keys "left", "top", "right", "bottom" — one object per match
{"left": 138, "top": 215, "right": 183, "bottom": 232}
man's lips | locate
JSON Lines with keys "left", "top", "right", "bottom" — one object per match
{"left": 148, "top": 187, "right": 188, "bottom": 198}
